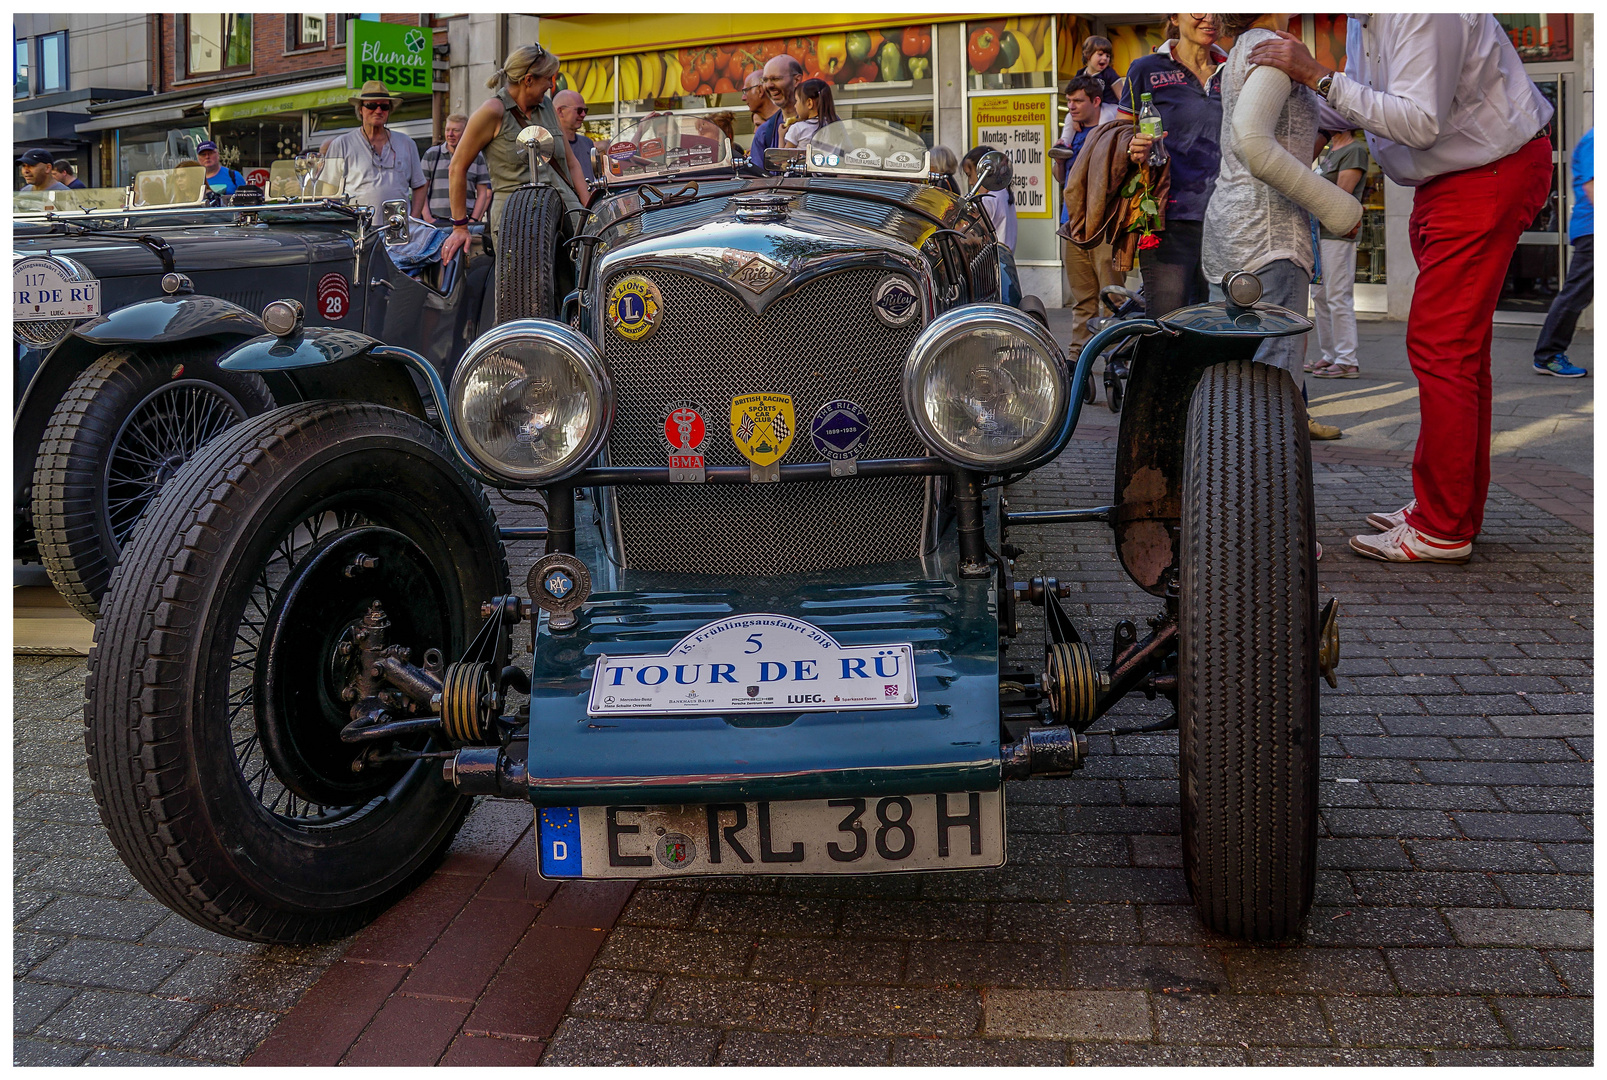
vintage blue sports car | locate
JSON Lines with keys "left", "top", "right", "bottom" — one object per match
{"left": 86, "top": 117, "right": 1339, "bottom": 946}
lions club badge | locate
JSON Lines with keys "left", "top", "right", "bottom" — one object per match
{"left": 730, "top": 392, "right": 796, "bottom": 482}
{"left": 663, "top": 402, "right": 706, "bottom": 484}
{"left": 607, "top": 275, "right": 662, "bottom": 341}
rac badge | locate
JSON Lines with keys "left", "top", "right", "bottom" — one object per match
{"left": 810, "top": 399, "right": 871, "bottom": 477}
{"left": 730, "top": 392, "right": 795, "bottom": 483}
{"left": 663, "top": 402, "right": 707, "bottom": 484}
{"left": 872, "top": 275, "right": 919, "bottom": 327}
{"left": 606, "top": 275, "right": 662, "bottom": 342}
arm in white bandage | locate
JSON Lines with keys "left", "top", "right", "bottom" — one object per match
{"left": 1232, "top": 65, "right": 1362, "bottom": 235}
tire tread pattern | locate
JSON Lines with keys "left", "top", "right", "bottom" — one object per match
{"left": 495, "top": 185, "right": 562, "bottom": 323}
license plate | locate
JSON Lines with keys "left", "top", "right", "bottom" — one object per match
{"left": 536, "top": 791, "right": 1005, "bottom": 878}
{"left": 14, "top": 256, "right": 99, "bottom": 321}
{"left": 588, "top": 613, "right": 917, "bottom": 716}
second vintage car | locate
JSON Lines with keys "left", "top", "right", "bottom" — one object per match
{"left": 85, "top": 117, "right": 1337, "bottom": 947}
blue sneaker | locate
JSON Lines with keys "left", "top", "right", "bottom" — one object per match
{"left": 1535, "top": 354, "right": 1588, "bottom": 378}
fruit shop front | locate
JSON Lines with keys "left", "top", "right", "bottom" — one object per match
{"left": 539, "top": 13, "right": 1144, "bottom": 303}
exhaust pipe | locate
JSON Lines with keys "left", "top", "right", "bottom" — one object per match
{"left": 1000, "top": 726, "right": 1087, "bottom": 780}
{"left": 443, "top": 744, "right": 529, "bottom": 798}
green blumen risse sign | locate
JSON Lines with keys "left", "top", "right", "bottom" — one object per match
{"left": 345, "top": 19, "right": 432, "bottom": 94}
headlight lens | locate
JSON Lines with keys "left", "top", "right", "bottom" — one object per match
{"left": 903, "top": 305, "right": 1068, "bottom": 470}
{"left": 449, "top": 321, "right": 612, "bottom": 483}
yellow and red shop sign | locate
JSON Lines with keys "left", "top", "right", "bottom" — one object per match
{"left": 969, "top": 95, "right": 1052, "bottom": 219}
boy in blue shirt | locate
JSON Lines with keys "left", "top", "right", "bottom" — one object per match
{"left": 1532, "top": 128, "right": 1592, "bottom": 377}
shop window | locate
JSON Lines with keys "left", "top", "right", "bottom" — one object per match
{"left": 14, "top": 37, "right": 28, "bottom": 99}
{"left": 117, "top": 124, "right": 210, "bottom": 185}
{"left": 287, "top": 15, "right": 327, "bottom": 51}
{"left": 186, "top": 14, "right": 252, "bottom": 77}
{"left": 965, "top": 18, "right": 1053, "bottom": 90}
{"left": 1496, "top": 14, "right": 1573, "bottom": 63}
{"left": 36, "top": 30, "right": 66, "bottom": 94}
{"left": 209, "top": 118, "right": 306, "bottom": 175}
{"left": 335, "top": 15, "right": 381, "bottom": 46}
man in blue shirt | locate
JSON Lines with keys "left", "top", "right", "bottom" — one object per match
{"left": 196, "top": 141, "right": 244, "bottom": 197}
{"left": 1531, "top": 128, "right": 1592, "bottom": 377}
{"left": 749, "top": 55, "right": 802, "bottom": 172}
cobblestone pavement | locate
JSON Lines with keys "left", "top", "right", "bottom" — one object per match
{"left": 14, "top": 331, "right": 1594, "bottom": 1065}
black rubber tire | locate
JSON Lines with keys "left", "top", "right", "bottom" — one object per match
{"left": 86, "top": 401, "right": 510, "bottom": 944}
{"left": 33, "top": 346, "right": 274, "bottom": 620}
{"left": 1179, "top": 360, "right": 1320, "bottom": 942}
{"left": 495, "top": 184, "right": 564, "bottom": 323}
{"left": 1083, "top": 370, "right": 1099, "bottom": 406}
{"left": 1107, "top": 371, "right": 1124, "bottom": 414}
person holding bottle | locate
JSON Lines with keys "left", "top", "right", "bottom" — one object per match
{"left": 1119, "top": 14, "right": 1227, "bottom": 318}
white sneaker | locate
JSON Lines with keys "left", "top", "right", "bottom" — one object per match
{"left": 1349, "top": 522, "right": 1472, "bottom": 564}
{"left": 1366, "top": 499, "right": 1416, "bottom": 533}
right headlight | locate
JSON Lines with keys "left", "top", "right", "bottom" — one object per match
{"left": 902, "top": 304, "right": 1069, "bottom": 470}
{"left": 449, "top": 321, "right": 613, "bottom": 484}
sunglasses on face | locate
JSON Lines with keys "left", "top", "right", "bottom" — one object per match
{"left": 362, "top": 102, "right": 392, "bottom": 112}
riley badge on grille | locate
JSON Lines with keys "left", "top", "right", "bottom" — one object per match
{"left": 730, "top": 393, "right": 795, "bottom": 482}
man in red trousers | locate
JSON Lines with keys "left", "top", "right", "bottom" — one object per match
{"left": 1251, "top": 15, "right": 1554, "bottom": 564}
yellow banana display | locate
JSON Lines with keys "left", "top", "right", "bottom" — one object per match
{"left": 1004, "top": 32, "right": 1039, "bottom": 74}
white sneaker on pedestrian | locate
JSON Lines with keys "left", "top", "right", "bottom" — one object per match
{"left": 1349, "top": 522, "right": 1471, "bottom": 564}
{"left": 1365, "top": 499, "right": 1416, "bottom": 532}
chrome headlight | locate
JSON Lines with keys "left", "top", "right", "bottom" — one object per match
{"left": 902, "top": 304, "right": 1069, "bottom": 470}
{"left": 449, "top": 321, "right": 612, "bottom": 484}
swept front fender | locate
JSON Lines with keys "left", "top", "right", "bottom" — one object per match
{"left": 217, "top": 328, "right": 429, "bottom": 421}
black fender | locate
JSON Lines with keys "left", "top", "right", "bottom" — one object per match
{"left": 1112, "top": 301, "right": 1313, "bottom": 596}
{"left": 217, "top": 329, "right": 429, "bottom": 421}
{"left": 13, "top": 295, "right": 273, "bottom": 558}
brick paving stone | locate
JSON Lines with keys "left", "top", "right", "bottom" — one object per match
{"left": 1541, "top": 841, "right": 1593, "bottom": 872}
{"left": 13, "top": 980, "right": 75, "bottom": 1034}
{"left": 466, "top": 925, "right": 607, "bottom": 1039}
{"left": 983, "top": 989, "right": 1151, "bottom": 1041}
{"left": 987, "top": 901, "right": 1140, "bottom": 944}
{"left": 157, "top": 953, "right": 324, "bottom": 1011}
{"left": 1250, "top": 1047, "right": 1433, "bottom": 1065}
{"left": 838, "top": 899, "right": 989, "bottom": 940}
{"left": 1349, "top": 870, "right": 1505, "bottom": 908}
{"left": 595, "top": 925, "right": 752, "bottom": 977}
{"left": 1492, "top": 996, "right": 1595, "bottom": 1048}
{"left": 1152, "top": 993, "right": 1330, "bottom": 1046}
{"left": 13, "top": 1037, "right": 93, "bottom": 1066}
{"left": 648, "top": 976, "right": 816, "bottom": 1031}
{"left": 718, "top": 1030, "right": 892, "bottom": 1065}
{"left": 1432, "top": 1048, "right": 1595, "bottom": 1066}
{"left": 1220, "top": 946, "right": 1394, "bottom": 995}
{"left": 693, "top": 892, "right": 841, "bottom": 935}
{"left": 747, "top": 936, "right": 905, "bottom": 985}
{"left": 35, "top": 989, "right": 209, "bottom": 1053}
{"left": 1385, "top": 947, "right": 1566, "bottom": 995}
{"left": 1543, "top": 950, "right": 1592, "bottom": 995}
{"left": 904, "top": 939, "right": 1062, "bottom": 988}
{"left": 1405, "top": 839, "right": 1557, "bottom": 873}
{"left": 568, "top": 967, "right": 662, "bottom": 1020}
{"left": 170, "top": 1007, "right": 280, "bottom": 1064}
{"left": 30, "top": 938, "right": 190, "bottom": 993}
{"left": 343, "top": 992, "right": 472, "bottom": 1066}
{"left": 1302, "top": 907, "right": 1456, "bottom": 948}
{"left": 812, "top": 986, "right": 981, "bottom": 1037}
{"left": 618, "top": 886, "right": 700, "bottom": 928}
{"left": 439, "top": 1033, "right": 547, "bottom": 1066}
{"left": 1325, "top": 996, "right": 1510, "bottom": 1048}
{"left": 893, "top": 1035, "right": 1067, "bottom": 1065}
{"left": 13, "top": 932, "right": 66, "bottom": 977}
{"left": 1444, "top": 908, "right": 1594, "bottom": 949}
{"left": 541, "top": 1018, "right": 720, "bottom": 1066}
{"left": 1073, "top": 1042, "right": 1249, "bottom": 1065}
{"left": 1496, "top": 872, "right": 1594, "bottom": 909}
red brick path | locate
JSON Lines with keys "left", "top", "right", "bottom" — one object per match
{"left": 247, "top": 801, "right": 634, "bottom": 1066}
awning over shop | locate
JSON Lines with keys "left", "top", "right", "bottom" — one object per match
{"left": 539, "top": 12, "right": 973, "bottom": 59}
{"left": 75, "top": 104, "right": 193, "bottom": 134}
{"left": 204, "top": 75, "right": 351, "bottom": 122}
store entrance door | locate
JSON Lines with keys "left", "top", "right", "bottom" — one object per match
{"left": 1496, "top": 66, "right": 1577, "bottom": 316}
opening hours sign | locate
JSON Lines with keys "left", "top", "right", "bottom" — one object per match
{"left": 969, "top": 95, "right": 1051, "bottom": 220}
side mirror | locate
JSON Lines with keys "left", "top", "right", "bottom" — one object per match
{"left": 1221, "top": 269, "right": 1263, "bottom": 311}
{"left": 764, "top": 146, "right": 805, "bottom": 173}
{"left": 517, "top": 124, "right": 556, "bottom": 177}
{"left": 966, "top": 150, "right": 1014, "bottom": 199}
{"left": 380, "top": 199, "right": 411, "bottom": 245}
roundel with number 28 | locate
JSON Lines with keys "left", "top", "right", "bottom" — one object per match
{"left": 317, "top": 273, "right": 350, "bottom": 321}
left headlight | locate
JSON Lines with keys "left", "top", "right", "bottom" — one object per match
{"left": 902, "top": 304, "right": 1069, "bottom": 471}
{"left": 449, "top": 320, "right": 613, "bottom": 484}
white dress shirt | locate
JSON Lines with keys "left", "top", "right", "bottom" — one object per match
{"left": 1326, "top": 13, "right": 1553, "bottom": 187}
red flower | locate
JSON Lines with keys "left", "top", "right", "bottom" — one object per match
{"left": 1138, "top": 233, "right": 1161, "bottom": 251}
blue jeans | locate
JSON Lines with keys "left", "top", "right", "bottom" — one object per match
{"left": 1138, "top": 219, "right": 1209, "bottom": 319}
{"left": 1533, "top": 235, "right": 1593, "bottom": 362}
{"left": 1209, "top": 258, "right": 1310, "bottom": 389}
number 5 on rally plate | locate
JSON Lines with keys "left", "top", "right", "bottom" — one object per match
{"left": 536, "top": 792, "right": 1005, "bottom": 878}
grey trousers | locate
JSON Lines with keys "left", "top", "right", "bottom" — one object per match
{"left": 1209, "top": 258, "right": 1310, "bottom": 389}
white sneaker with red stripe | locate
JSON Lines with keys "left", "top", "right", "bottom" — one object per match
{"left": 1365, "top": 499, "right": 1416, "bottom": 532}
{"left": 1348, "top": 522, "right": 1472, "bottom": 564}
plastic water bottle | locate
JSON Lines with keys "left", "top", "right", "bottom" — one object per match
{"left": 1138, "top": 92, "right": 1168, "bottom": 165}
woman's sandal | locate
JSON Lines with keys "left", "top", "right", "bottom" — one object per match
{"left": 1312, "top": 362, "right": 1359, "bottom": 379}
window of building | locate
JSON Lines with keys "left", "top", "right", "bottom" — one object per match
{"left": 288, "top": 15, "right": 327, "bottom": 51}
{"left": 14, "top": 37, "right": 28, "bottom": 99}
{"left": 186, "top": 14, "right": 252, "bottom": 77}
{"left": 36, "top": 30, "right": 67, "bottom": 94}
{"left": 335, "top": 15, "right": 381, "bottom": 46}
{"left": 1495, "top": 13, "right": 1574, "bottom": 63}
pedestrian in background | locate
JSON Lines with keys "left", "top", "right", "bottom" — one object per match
{"left": 319, "top": 81, "right": 425, "bottom": 215}
{"left": 1056, "top": 75, "right": 1124, "bottom": 360}
{"left": 707, "top": 111, "right": 740, "bottom": 157}
{"left": 553, "top": 90, "right": 597, "bottom": 185}
{"left": 1200, "top": 13, "right": 1360, "bottom": 447}
{"left": 751, "top": 55, "right": 803, "bottom": 171}
{"left": 52, "top": 160, "right": 86, "bottom": 189}
{"left": 784, "top": 79, "right": 839, "bottom": 150}
{"left": 928, "top": 145, "right": 961, "bottom": 194}
{"left": 1121, "top": 14, "right": 1226, "bottom": 317}
{"left": 1251, "top": 14, "right": 1554, "bottom": 564}
{"left": 742, "top": 70, "right": 775, "bottom": 138}
{"left": 1309, "top": 128, "right": 1371, "bottom": 379}
{"left": 1529, "top": 126, "right": 1591, "bottom": 379}
{"left": 19, "top": 149, "right": 67, "bottom": 191}
{"left": 195, "top": 140, "right": 245, "bottom": 198}
{"left": 417, "top": 113, "right": 491, "bottom": 227}
{"left": 963, "top": 145, "right": 1017, "bottom": 250}
{"left": 1080, "top": 34, "right": 1121, "bottom": 106}
{"left": 443, "top": 43, "right": 590, "bottom": 263}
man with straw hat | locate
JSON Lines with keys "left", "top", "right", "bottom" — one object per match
{"left": 319, "top": 79, "right": 425, "bottom": 213}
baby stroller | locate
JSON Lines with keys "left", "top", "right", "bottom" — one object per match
{"left": 1083, "top": 284, "right": 1146, "bottom": 413}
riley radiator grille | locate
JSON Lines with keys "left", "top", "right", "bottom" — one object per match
{"left": 603, "top": 267, "right": 929, "bottom": 575}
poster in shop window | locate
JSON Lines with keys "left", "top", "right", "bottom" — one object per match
{"left": 969, "top": 95, "right": 1051, "bottom": 220}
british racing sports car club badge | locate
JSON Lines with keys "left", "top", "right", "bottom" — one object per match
{"left": 663, "top": 402, "right": 707, "bottom": 483}
{"left": 730, "top": 393, "right": 796, "bottom": 482}
{"left": 606, "top": 275, "right": 662, "bottom": 341}
{"left": 810, "top": 399, "right": 871, "bottom": 476}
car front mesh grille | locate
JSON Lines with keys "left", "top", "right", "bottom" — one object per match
{"left": 602, "top": 266, "right": 929, "bottom": 575}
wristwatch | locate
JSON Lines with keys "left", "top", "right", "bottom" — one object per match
{"left": 1315, "top": 73, "right": 1335, "bottom": 99}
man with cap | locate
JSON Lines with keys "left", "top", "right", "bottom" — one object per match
{"left": 318, "top": 80, "right": 426, "bottom": 214}
{"left": 195, "top": 140, "right": 245, "bottom": 197}
{"left": 18, "top": 149, "right": 67, "bottom": 192}
{"left": 52, "top": 160, "right": 87, "bottom": 189}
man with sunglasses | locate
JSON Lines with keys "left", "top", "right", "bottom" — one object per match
{"left": 553, "top": 89, "right": 596, "bottom": 185}
{"left": 319, "top": 80, "right": 426, "bottom": 215}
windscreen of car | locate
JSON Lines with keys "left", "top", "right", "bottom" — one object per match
{"left": 266, "top": 156, "right": 348, "bottom": 201}
{"left": 130, "top": 166, "right": 208, "bottom": 207}
{"left": 604, "top": 114, "right": 733, "bottom": 183}
{"left": 13, "top": 186, "right": 126, "bottom": 215}
{"left": 807, "top": 119, "right": 930, "bottom": 179}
